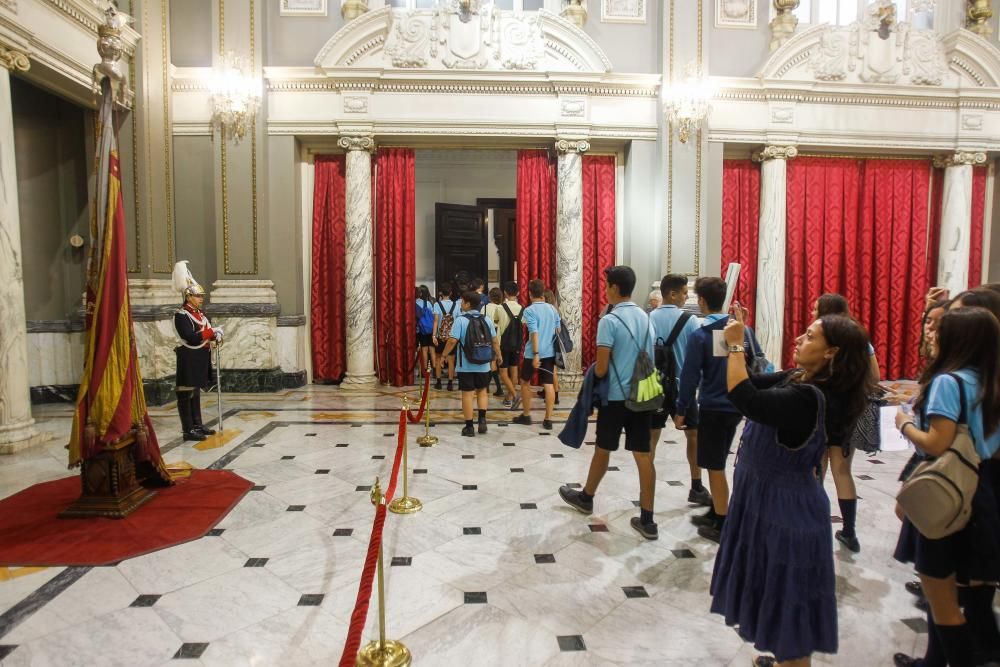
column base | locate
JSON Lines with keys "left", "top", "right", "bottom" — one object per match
{"left": 341, "top": 373, "right": 378, "bottom": 386}
{"left": 0, "top": 420, "right": 49, "bottom": 455}
{"left": 558, "top": 370, "right": 583, "bottom": 391}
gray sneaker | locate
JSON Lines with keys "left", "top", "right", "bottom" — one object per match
{"left": 558, "top": 485, "right": 593, "bottom": 514}
{"left": 630, "top": 517, "right": 659, "bottom": 540}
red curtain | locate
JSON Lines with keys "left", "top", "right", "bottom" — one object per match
{"left": 516, "top": 150, "right": 557, "bottom": 305}
{"left": 720, "top": 160, "right": 761, "bottom": 327}
{"left": 784, "top": 157, "right": 931, "bottom": 379}
{"left": 581, "top": 155, "right": 616, "bottom": 367}
{"left": 374, "top": 148, "right": 417, "bottom": 387}
{"left": 970, "top": 165, "right": 988, "bottom": 287}
{"left": 310, "top": 155, "right": 347, "bottom": 383}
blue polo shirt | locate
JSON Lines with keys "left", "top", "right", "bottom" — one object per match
{"left": 677, "top": 313, "right": 738, "bottom": 414}
{"left": 433, "top": 299, "right": 457, "bottom": 336}
{"left": 597, "top": 302, "right": 655, "bottom": 402}
{"left": 523, "top": 301, "right": 561, "bottom": 359}
{"left": 920, "top": 368, "right": 1000, "bottom": 459}
{"left": 450, "top": 309, "right": 497, "bottom": 373}
{"left": 649, "top": 305, "right": 700, "bottom": 380}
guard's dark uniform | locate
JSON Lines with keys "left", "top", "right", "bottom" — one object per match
{"left": 175, "top": 304, "right": 215, "bottom": 389}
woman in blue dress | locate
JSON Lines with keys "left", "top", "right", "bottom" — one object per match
{"left": 710, "top": 307, "right": 874, "bottom": 666}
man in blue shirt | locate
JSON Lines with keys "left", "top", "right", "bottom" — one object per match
{"left": 559, "top": 265, "right": 660, "bottom": 541}
{"left": 649, "top": 274, "right": 711, "bottom": 508}
{"left": 677, "top": 277, "right": 744, "bottom": 543}
{"left": 443, "top": 290, "right": 501, "bottom": 436}
{"left": 512, "top": 279, "right": 561, "bottom": 430}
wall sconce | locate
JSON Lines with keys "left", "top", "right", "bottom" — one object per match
{"left": 208, "top": 51, "right": 262, "bottom": 143}
{"left": 663, "top": 63, "right": 714, "bottom": 144}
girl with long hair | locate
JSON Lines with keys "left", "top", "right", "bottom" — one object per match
{"left": 415, "top": 285, "right": 437, "bottom": 381}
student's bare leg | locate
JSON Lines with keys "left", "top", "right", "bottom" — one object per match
{"left": 476, "top": 387, "right": 489, "bottom": 411}
{"left": 633, "top": 450, "right": 656, "bottom": 513}
{"left": 708, "top": 469, "right": 729, "bottom": 517}
{"left": 446, "top": 355, "right": 455, "bottom": 380}
{"left": 520, "top": 380, "right": 533, "bottom": 416}
{"left": 543, "top": 383, "right": 555, "bottom": 420}
{"left": 685, "top": 429, "right": 702, "bottom": 482}
{"left": 461, "top": 389, "right": 475, "bottom": 421}
{"left": 584, "top": 447, "right": 611, "bottom": 496}
{"left": 500, "top": 367, "right": 516, "bottom": 400}
{"left": 648, "top": 428, "right": 661, "bottom": 480}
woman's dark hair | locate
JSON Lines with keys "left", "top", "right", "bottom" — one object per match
{"left": 952, "top": 288, "right": 1000, "bottom": 321}
{"left": 418, "top": 284, "right": 432, "bottom": 302}
{"left": 816, "top": 293, "right": 850, "bottom": 317}
{"left": 919, "top": 299, "right": 948, "bottom": 361}
{"left": 437, "top": 282, "right": 452, "bottom": 299}
{"left": 805, "top": 315, "right": 876, "bottom": 433}
{"left": 915, "top": 307, "right": 1000, "bottom": 437}
{"left": 488, "top": 287, "right": 502, "bottom": 305}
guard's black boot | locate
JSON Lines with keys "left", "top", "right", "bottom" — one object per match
{"left": 177, "top": 392, "right": 206, "bottom": 441}
{"left": 191, "top": 388, "right": 216, "bottom": 435}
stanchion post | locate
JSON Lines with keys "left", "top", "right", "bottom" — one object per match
{"left": 356, "top": 478, "right": 411, "bottom": 667}
{"left": 417, "top": 363, "right": 438, "bottom": 447}
{"left": 389, "top": 399, "right": 422, "bottom": 514}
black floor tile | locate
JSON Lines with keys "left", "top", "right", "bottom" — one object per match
{"left": 462, "top": 455, "right": 475, "bottom": 460}
{"left": 315, "top": 469, "right": 330, "bottom": 475}
{"left": 383, "top": 433, "right": 395, "bottom": 437}
{"left": 520, "top": 503, "right": 538, "bottom": 510}
{"left": 280, "top": 455, "right": 295, "bottom": 460}
{"left": 588, "top": 524, "right": 609, "bottom": 533}
{"left": 463, "top": 485, "right": 478, "bottom": 490}
{"left": 352, "top": 424, "right": 363, "bottom": 427}
{"left": 130, "top": 594, "right": 161, "bottom": 607}
{"left": 550, "top": 453, "right": 564, "bottom": 458}
{"left": 305, "top": 433, "right": 317, "bottom": 437}
{"left": 333, "top": 528, "right": 354, "bottom": 537}
{"left": 584, "top": 441, "right": 596, "bottom": 447}
{"left": 607, "top": 466, "right": 620, "bottom": 472}
{"left": 622, "top": 586, "right": 649, "bottom": 599}
{"left": 463, "top": 527, "right": 482, "bottom": 535}
{"left": 902, "top": 617, "right": 929, "bottom": 633}
{"left": 391, "top": 557, "right": 412, "bottom": 567}
{"left": 251, "top": 443, "right": 266, "bottom": 448}
{"left": 0, "top": 647, "right": 17, "bottom": 661}
{"left": 173, "top": 643, "right": 209, "bottom": 659}
{"left": 557, "top": 635, "right": 586, "bottom": 652}
{"left": 372, "top": 455, "right": 386, "bottom": 460}
{"left": 857, "top": 474, "right": 875, "bottom": 480}
{"left": 298, "top": 594, "right": 324, "bottom": 606}
{"left": 413, "top": 469, "right": 428, "bottom": 474}
{"left": 464, "top": 592, "right": 488, "bottom": 604}
{"left": 565, "top": 482, "right": 581, "bottom": 489}
{"left": 671, "top": 549, "right": 696, "bottom": 559}
{"left": 207, "top": 528, "right": 225, "bottom": 536}
{"left": 534, "top": 554, "right": 556, "bottom": 564}
{"left": 503, "top": 442, "right": 516, "bottom": 446}
{"left": 631, "top": 500, "right": 641, "bottom": 507}
{"left": 251, "top": 485, "right": 266, "bottom": 491}
{"left": 510, "top": 468, "right": 524, "bottom": 473}
{"left": 336, "top": 443, "right": 349, "bottom": 448}
{"left": 356, "top": 485, "right": 372, "bottom": 492}
{"left": 244, "top": 558, "right": 269, "bottom": 567}
{"left": 666, "top": 481, "right": 684, "bottom": 487}
{"left": 287, "top": 505, "right": 306, "bottom": 512}
{"left": 870, "top": 459, "right": 885, "bottom": 465}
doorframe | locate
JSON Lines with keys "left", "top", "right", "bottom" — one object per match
{"left": 477, "top": 198, "right": 516, "bottom": 286}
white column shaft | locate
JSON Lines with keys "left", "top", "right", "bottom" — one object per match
{"left": 342, "top": 147, "right": 376, "bottom": 384}
{"left": 937, "top": 163, "right": 974, "bottom": 296}
{"left": 556, "top": 147, "right": 584, "bottom": 384}
{"left": 754, "top": 157, "right": 789, "bottom": 368}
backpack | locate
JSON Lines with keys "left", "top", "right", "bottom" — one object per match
{"left": 500, "top": 303, "right": 524, "bottom": 355}
{"left": 460, "top": 313, "right": 495, "bottom": 365}
{"left": 654, "top": 312, "right": 693, "bottom": 414}
{"left": 437, "top": 300, "right": 457, "bottom": 340}
{"left": 745, "top": 326, "right": 773, "bottom": 374}
{"left": 416, "top": 299, "right": 435, "bottom": 335}
{"left": 896, "top": 373, "right": 981, "bottom": 539}
{"left": 608, "top": 310, "right": 664, "bottom": 412}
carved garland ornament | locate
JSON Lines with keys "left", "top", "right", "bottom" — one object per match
{"left": 932, "top": 151, "right": 988, "bottom": 168}
{"left": 555, "top": 139, "right": 590, "bottom": 153}
{"left": 752, "top": 145, "right": 798, "bottom": 161}
{"left": 338, "top": 135, "right": 375, "bottom": 152}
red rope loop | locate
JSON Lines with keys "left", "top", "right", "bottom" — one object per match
{"left": 405, "top": 371, "right": 431, "bottom": 424}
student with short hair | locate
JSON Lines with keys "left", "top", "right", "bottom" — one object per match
{"left": 415, "top": 285, "right": 437, "bottom": 379}
{"left": 497, "top": 281, "right": 524, "bottom": 409}
{"left": 432, "top": 282, "right": 458, "bottom": 391}
{"left": 484, "top": 287, "right": 505, "bottom": 397}
{"left": 677, "top": 276, "right": 744, "bottom": 543}
{"left": 512, "top": 279, "right": 561, "bottom": 430}
{"left": 442, "top": 289, "right": 501, "bottom": 436}
{"left": 650, "top": 274, "right": 710, "bottom": 506}
{"left": 471, "top": 277, "right": 490, "bottom": 310}
{"left": 559, "top": 265, "right": 659, "bottom": 540}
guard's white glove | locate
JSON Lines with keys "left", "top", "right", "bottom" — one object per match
{"left": 213, "top": 327, "right": 224, "bottom": 341}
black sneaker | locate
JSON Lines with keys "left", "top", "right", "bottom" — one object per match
{"left": 434, "top": 379, "right": 442, "bottom": 390}
{"left": 493, "top": 389, "right": 505, "bottom": 397}
{"left": 687, "top": 487, "right": 712, "bottom": 507}
{"left": 904, "top": 580, "right": 923, "bottom": 597}
{"left": 835, "top": 530, "right": 860, "bottom": 553}
{"left": 630, "top": 517, "right": 658, "bottom": 540}
{"left": 461, "top": 425, "right": 475, "bottom": 437}
{"left": 510, "top": 396, "right": 522, "bottom": 411}
{"left": 194, "top": 425, "right": 217, "bottom": 436}
{"left": 893, "top": 654, "right": 918, "bottom": 667}
{"left": 753, "top": 657, "right": 777, "bottom": 667}
{"left": 478, "top": 421, "right": 487, "bottom": 434}
{"left": 542, "top": 419, "right": 553, "bottom": 430}
{"left": 183, "top": 430, "right": 207, "bottom": 442}
{"left": 558, "top": 485, "right": 593, "bottom": 514}
{"left": 512, "top": 414, "right": 532, "bottom": 426}
{"left": 697, "top": 524, "right": 722, "bottom": 543}
{"left": 554, "top": 392, "right": 560, "bottom": 405}
{"left": 690, "top": 510, "right": 717, "bottom": 528}
{"left": 447, "top": 380, "right": 454, "bottom": 391}
{"left": 915, "top": 597, "right": 929, "bottom": 612}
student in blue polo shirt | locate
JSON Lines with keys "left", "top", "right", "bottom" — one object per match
{"left": 432, "top": 282, "right": 458, "bottom": 391}
{"left": 559, "top": 265, "right": 660, "bottom": 541}
{"left": 443, "top": 289, "right": 501, "bottom": 437}
{"left": 649, "top": 274, "right": 710, "bottom": 507}
{"left": 512, "top": 279, "right": 561, "bottom": 430}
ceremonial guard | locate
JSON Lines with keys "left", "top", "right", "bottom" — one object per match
{"left": 172, "top": 261, "right": 223, "bottom": 441}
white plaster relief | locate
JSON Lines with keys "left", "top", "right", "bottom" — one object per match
{"left": 770, "top": 106, "right": 794, "bottom": 124}
{"left": 560, "top": 98, "right": 586, "bottom": 118}
{"left": 343, "top": 95, "right": 369, "bottom": 114}
{"left": 962, "top": 113, "right": 983, "bottom": 130}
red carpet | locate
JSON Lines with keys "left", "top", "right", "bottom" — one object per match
{"left": 0, "top": 470, "right": 252, "bottom": 566}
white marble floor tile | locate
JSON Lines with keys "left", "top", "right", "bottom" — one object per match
{"left": 218, "top": 510, "right": 326, "bottom": 558}
{"left": 116, "top": 536, "right": 249, "bottom": 595}
{"left": 213, "top": 486, "right": 289, "bottom": 531}
{"left": 263, "top": 473, "right": 357, "bottom": 506}
{"left": 417, "top": 535, "right": 535, "bottom": 591}
{"left": 263, "top": 528, "right": 368, "bottom": 594}
{"left": 0, "top": 567, "right": 62, "bottom": 616}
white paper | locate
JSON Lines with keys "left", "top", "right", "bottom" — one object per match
{"left": 880, "top": 405, "right": 911, "bottom": 452}
{"left": 722, "top": 263, "right": 741, "bottom": 313}
{"left": 711, "top": 329, "right": 729, "bottom": 357}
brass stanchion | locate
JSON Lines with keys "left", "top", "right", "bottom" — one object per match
{"left": 356, "top": 478, "right": 411, "bottom": 667}
{"left": 417, "top": 363, "right": 438, "bottom": 448}
{"left": 388, "top": 399, "right": 422, "bottom": 515}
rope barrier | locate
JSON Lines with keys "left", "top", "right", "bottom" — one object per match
{"left": 404, "top": 370, "right": 431, "bottom": 424}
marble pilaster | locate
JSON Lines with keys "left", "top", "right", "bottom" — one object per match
{"left": 752, "top": 144, "right": 797, "bottom": 369}
{"left": 0, "top": 50, "right": 45, "bottom": 453}
{"left": 338, "top": 136, "right": 376, "bottom": 385}
{"left": 555, "top": 139, "right": 588, "bottom": 387}
{"left": 934, "top": 151, "right": 986, "bottom": 296}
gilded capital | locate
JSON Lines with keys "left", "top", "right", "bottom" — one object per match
{"left": 752, "top": 144, "right": 798, "bottom": 162}
{"left": 338, "top": 135, "right": 375, "bottom": 153}
{"left": 341, "top": 0, "right": 369, "bottom": 21}
{"left": 966, "top": 0, "right": 994, "bottom": 38}
{"left": 555, "top": 139, "right": 590, "bottom": 154}
{"left": 933, "top": 151, "right": 988, "bottom": 168}
{"left": 0, "top": 45, "right": 30, "bottom": 72}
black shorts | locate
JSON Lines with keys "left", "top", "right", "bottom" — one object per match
{"left": 651, "top": 402, "right": 700, "bottom": 430}
{"left": 435, "top": 339, "right": 456, "bottom": 356}
{"left": 596, "top": 401, "right": 652, "bottom": 453}
{"left": 520, "top": 356, "right": 555, "bottom": 385}
{"left": 416, "top": 332, "right": 433, "bottom": 347}
{"left": 696, "top": 409, "right": 743, "bottom": 471}
{"left": 500, "top": 348, "right": 521, "bottom": 369}
{"left": 458, "top": 372, "right": 491, "bottom": 392}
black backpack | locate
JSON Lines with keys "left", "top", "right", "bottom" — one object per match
{"left": 654, "top": 312, "right": 693, "bottom": 414}
{"left": 500, "top": 303, "right": 524, "bottom": 354}
{"left": 461, "top": 313, "right": 495, "bottom": 365}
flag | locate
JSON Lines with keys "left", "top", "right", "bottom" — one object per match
{"left": 67, "top": 78, "right": 171, "bottom": 485}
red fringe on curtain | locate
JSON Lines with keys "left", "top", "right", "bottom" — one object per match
{"left": 970, "top": 165, "right": 988, "bottom": 288}
{"left": 375, "top": 148, "right": 417, "bottom": 387}
{"left": 581, "top": 155, "right": 617, "bottom": 368}
{"left": 516, "top": 150, "right": 557, "bottom": 305}
{"left": 311, "top": 155, "right": 347, "bottom": 383}
{"left": 720, "top": 160, "right": 761, "bottom": 327}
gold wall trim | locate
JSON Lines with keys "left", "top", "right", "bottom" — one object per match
{"left": 161, "top": 0, "right": 175, "bottom": 271}
{"left": 665, "top": 0, "right": 674, "bottom": 272}
{"left": 127, "top": 0, "right": 140, "bottom": 273}
{"left": 694, "top": 0, "right": 703, "bottom": 276}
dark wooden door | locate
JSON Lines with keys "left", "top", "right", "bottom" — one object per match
{"left": 435, "top": 203, "right": 487, "bottom": 290}
{"left": 493, "top": 208, "right": 516, "bottom": 286}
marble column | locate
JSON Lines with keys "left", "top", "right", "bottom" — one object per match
{"left": 752, "top": 144, "right": 797, "bottom": 369}
{"left": 338, "top": 135, "right": 376, "bottom": 385}
{"left": 0, "top": 48, "right": 44, "bottom": 454}
{"left": 555, "top": 139, "right": 589, "bottom": 388}
{"left": 934, "top": 151, "right": 986, "bottom": 296}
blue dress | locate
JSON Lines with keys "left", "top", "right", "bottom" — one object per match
{"left": 709, "top": 385, "right": 838, "bottom": 662}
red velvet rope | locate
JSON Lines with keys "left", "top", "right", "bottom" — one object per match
{"left": 404, "top": 370, "right": 430, "bottom": 424}
{"left": 338, "top": 410, "right": 409, "bottom": 666}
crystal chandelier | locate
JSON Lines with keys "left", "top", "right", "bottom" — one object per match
{"left": 663, "top": 62, "right": 715, "bottom": 144}
{"left": 208, "top": 52, "right": 262, "bottom": 143}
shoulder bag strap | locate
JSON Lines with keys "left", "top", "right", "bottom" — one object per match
{"left": 665, "top": 312, "right": 693, "bottom": 347}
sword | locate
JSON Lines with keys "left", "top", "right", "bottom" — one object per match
{"left": 214, "top": 343, "right": 224, "bottom": 432}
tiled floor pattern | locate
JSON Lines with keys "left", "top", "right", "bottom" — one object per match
{"left": 0, "top": 385, "right": 956, "bottom": 666}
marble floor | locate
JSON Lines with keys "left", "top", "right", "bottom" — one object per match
{"left": 0, "top": 384, "right": 959, "bottom": 666}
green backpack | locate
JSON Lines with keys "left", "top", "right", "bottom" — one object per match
{"left": 608, "top": 312, "right": 664, "bottom": 412}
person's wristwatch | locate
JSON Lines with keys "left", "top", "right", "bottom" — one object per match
{"left": 727, "top": 344, "right": 745, "bottom": 354}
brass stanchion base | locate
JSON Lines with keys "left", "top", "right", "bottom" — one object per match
{"left": 416, "top": 434, "right": 438, "bottom": 447}
{"left": 356, "top": 639, "right": 411, "bottom": 667}
{"left": 387, "top": 495, "right": 422, "bottom": 514}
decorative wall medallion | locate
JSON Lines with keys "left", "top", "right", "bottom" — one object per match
{"left": 601, "top": 0, "right": 645, "bottom": 24}
{"left": 561, "top": 97, "right": 587, "bottom": 117}
{"left": 385, "top": 11, "right": 431, "bottom": 67}
{"left": 343, "top": 95, "right": 368, "bottom": 113}
{"left": 715, "top": 0, "right": 756, "bottom": 28}
{"left": 280, "top": 0, "right": 327, "bottom": 16}
{"left": 962, "top": 113, "right": 984, "bottom": 130}
{"left": 770, "top": 106, "right": 794, "bottom": 123}
{"left": 498, "top": 12, "right": 543, "bottom": 70}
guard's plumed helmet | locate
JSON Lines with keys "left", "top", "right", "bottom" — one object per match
{"left": 171, "top": 260, "right": 205, "bottom": 297}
